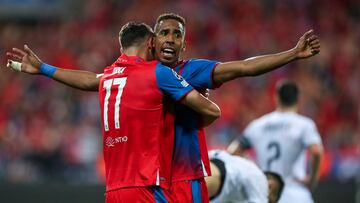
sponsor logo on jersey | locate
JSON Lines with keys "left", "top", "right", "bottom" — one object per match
{"left": 171, "top": 69, "right": 189, "bottom": 87}
{"left": 106, "top": 136, "right": 115, "bottom": 147}
{"left": 106, "top": 136, "right": 128, "bottom": 147}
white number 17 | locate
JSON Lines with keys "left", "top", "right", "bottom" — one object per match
{"left": 103, "top": 77, "right": 127, "bottom": 131}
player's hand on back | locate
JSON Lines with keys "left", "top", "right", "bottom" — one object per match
{"left": 6, "top": 44, "right": 42, "bottom": 74}
{"left": 201, "top": 88, "right": 210, "bottom": 98}
{"left": 294, "top": 176, "right": 317, "bottom": 190}
{"left": 294, "top": 30, "right": 320, "bottom": 59}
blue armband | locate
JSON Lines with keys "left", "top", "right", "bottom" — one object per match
{"left": 40, "top": 63, "right": 57, "bottom": 78}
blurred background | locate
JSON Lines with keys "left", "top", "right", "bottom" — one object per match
{"left": 0, "top": 0, "right": 359, "bottom": 202}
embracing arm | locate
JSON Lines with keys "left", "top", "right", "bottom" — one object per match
{"left": 181, "top": 90, "right": 221, "bottom": 127}
{"left": 6, "top": 45, "right": 100, "bottom": 91}
{"left": 213, "top": 30, "right": 320, "bottom": 84}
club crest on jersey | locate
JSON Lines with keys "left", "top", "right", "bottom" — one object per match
{"left": 171, "top": 69, "right": 189, "bottom": 87}
{"left": 113, "top": 67, "right": 126, "bottom": 74}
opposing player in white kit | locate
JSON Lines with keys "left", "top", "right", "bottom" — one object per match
{"left": 228, "top": 80, "right": 323, "bottom": 203}
{"left": 206, "top": 150, "right": 284, "bottom": 203}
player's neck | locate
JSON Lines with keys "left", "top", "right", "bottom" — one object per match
{"left": 123, "top": 47, "right": 148, "bottom": 61}
{"left": 276, "top": 105, "right": 297, "bottom": 113}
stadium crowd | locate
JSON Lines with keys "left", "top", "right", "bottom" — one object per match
{"left": 0, "top": 0, "right": 359, "bottom": 183}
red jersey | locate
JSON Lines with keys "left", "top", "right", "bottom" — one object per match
{"left": 99, "top": 54, "right": 193, "bottom": 192}
{"left": 170, "top": 59, "right": 219, "bottom": 182}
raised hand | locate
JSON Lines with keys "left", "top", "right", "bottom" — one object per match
{"left": 6, "top": 44, "right": 43, "bottom": 74}
{"left": 294, "top": 30, "right": 320, "bottom": 59}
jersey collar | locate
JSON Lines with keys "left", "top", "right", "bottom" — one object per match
{"left": 118, "top": 54, "right": 146, "bottom": 64}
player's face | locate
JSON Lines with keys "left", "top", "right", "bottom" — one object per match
{"left": 154, "top": 19, "right": 185, "bottom": 67}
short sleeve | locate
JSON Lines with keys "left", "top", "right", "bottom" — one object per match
{"left": 181, "top": 59, "right": 220, "bottom": 89}
{"left": 155, "top": 63, "right": 194, "bottom": 101}
{"left": 302, "top": 120, "right": 322, "bottom": 147}
{"left": 240, "top": 121, "right": 257, "bottom": 149}
{"left": 238, "top": 135, "right": 252, "bottom": 149}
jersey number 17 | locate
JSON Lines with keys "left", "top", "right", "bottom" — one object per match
{"left": 102, "top": 77, "right": 127, "bottom": 132}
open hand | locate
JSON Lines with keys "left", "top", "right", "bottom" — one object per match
{"left": 294, "top": 30, "right": 320, "bottom": 59}
{"left": 6, "top": 45, "right": 42, "bottom": 74}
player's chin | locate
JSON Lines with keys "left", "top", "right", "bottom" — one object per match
{"left": 158, "top": 55, "right": 177, "bottom": 67}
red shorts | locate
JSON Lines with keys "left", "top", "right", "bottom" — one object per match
{"left": 170, "top": 178, "right": 209, "bottom": 203}
{"left": 105, "top": 186, "right": 174, "bottom": 203}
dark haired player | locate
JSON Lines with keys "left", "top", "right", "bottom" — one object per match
{"left": 206, "top": 150, "right": 284, "bottom": 203}
{"left": 151, "top": 13, "right": 320, "bottom": 202}
{"left": 228, "top": 80, "right": 323, "bottom": 203}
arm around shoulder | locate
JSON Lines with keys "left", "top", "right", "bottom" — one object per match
{"left": 181, "top": 90, "right": 221, "bottom": 127}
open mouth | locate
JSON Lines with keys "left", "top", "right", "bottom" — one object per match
{"left": 161, "top": 48, "right": 175, "bottom": 58}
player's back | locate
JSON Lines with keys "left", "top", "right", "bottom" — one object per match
{"left": 99, "top": 54, "right": 174, "bottom": 191}
{"left": 209, "top": 150, "right": 268, "bottom": 203}
{"left": 244, "top": 111, "right": 318, "bottom": 179}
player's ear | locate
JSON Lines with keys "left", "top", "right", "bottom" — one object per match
{"left": 148, "top": 36, "right": 155, "bottom": 49}
{"left": 182, "top": 40, "right": 186, "bottom": 52}
{"left": 151, "top": 36, "right": 155, "bottom": 48}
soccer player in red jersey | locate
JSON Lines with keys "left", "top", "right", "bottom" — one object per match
{"left": 7, "top": 13, "right": 320, "bottom": 203}
{"left": 7, "top": 22, "right": 221, "bottom": 203}
{"left": 99, "top": 22, "right": 221, "bottom": 203}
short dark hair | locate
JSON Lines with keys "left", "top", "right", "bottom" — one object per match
{"left": 154, "top": 13, "right": 186, "bottom": 32}
{"left": 264, "top": 171, "right": 284, "bottom": 202}
{"left": 276, "top": 80, "right": 299, "bottom": 107}
{"left": 119, "top": 22, "right": 154, "bottom": 50}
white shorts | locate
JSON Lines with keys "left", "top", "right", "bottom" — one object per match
{"left": 278, "top": 184, "right": 314, "bottom": 203}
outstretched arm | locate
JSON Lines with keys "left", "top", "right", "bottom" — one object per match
{"left": 213, "top": 30, "right": 320, "bottom": 84}
{"left": 6, "top": 45, "right": 100, "bottom": 91}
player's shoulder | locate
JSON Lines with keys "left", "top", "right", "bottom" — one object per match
{"left": 134, "top": 60, "right": 158, "bottom": 70}
{"left": 154, "top": 62, "right": 173, "bottom": 74}
{"left": 153, "top": 60, "right": 166, "bottom": 67}
{"left": 247, "top": 112, "right": 275, "bottom": 128}
{"left": 208, "top": 149, "right": 228, "bottom": 159}
{"left": 186, "top": 58, "right": 219, "bottom": 65}
{"left": 260, "top": 111, "right": 315, "bottom": 126}
{"left": 287, "top": 112, "right": 316, "bottom": 127}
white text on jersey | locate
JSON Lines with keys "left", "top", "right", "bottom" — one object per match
{"left": 113, "top": 67, "right": 126, "bottom": 74}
